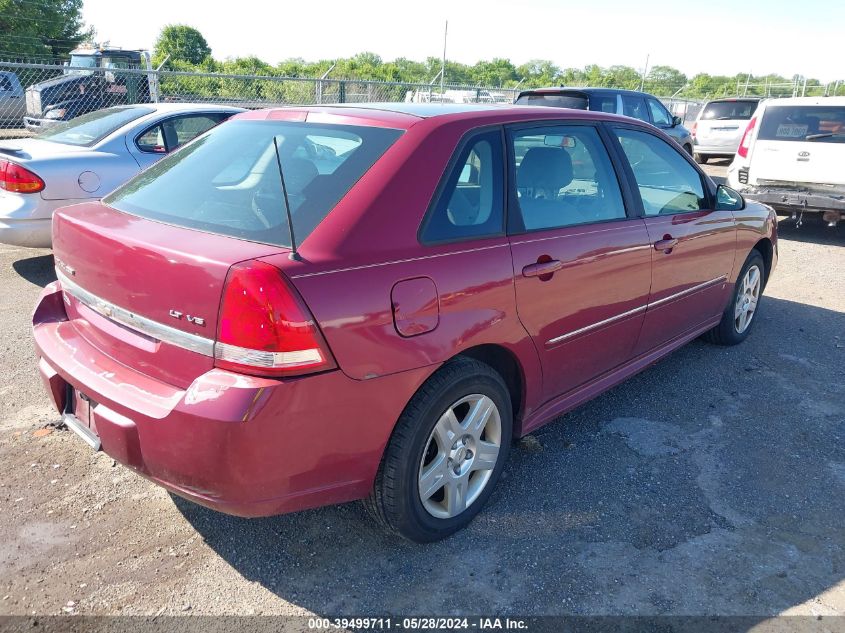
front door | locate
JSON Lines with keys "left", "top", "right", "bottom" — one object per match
{"left": 507, "top": 123, "right": 652, "bottom": 402}
{"left": 610, "top": 126, "right": 737, "bottom": 354}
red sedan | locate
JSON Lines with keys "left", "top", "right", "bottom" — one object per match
{"left": 32, "top": 104, "right": 777, "bottom": 542}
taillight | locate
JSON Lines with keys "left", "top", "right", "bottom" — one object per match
{"left": 690, "top": 121, "right": 697, "bottom": 138}
{"left": 0, "top": 159, "right": 45, "bottom": 193}
{"left": 214, "top": 261, "right": 335, "bottom": 378}
{"left": 737, "top": 116, "right": 757, "bottom": 159}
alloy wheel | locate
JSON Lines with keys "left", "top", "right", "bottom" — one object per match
{"left": 734, "top": 264, "right": 762, "bottom": 334}
{"left": 418, "top": 394, "right": 502, "bottom": 519}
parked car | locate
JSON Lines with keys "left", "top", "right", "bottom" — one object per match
{"left": 33, "top": 103, "right": 777, "bottom": 542}
{"left": 691, "top": 98, "right": 760, "bottom": 164}
{"left": 0, "top": 71, "right": 26, "bottom": 127}
{"left": 515, "top": 87, "right": 694, "bottom": 154}
{"left": 23, "top": 45, "right": 155, "bottom": 132}
{"left": 727, "top": 96, "right": 845, "bottom": 226}
{"left": 0, "top": 103, "right": 243, "bottom": 248}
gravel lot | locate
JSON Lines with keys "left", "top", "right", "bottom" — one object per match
{"left": 1, "top": 159, "right": 844, "bottom": 620}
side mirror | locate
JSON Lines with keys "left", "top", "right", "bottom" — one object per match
{"left": 715, "top": 184, "right": 745, "bottom": 211}
{"left": 672, "top": 115, "right": 683, "bottom": 127}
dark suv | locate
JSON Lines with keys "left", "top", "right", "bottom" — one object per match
{"left": 516, "top": 87, "right": 694, "bottom": 154}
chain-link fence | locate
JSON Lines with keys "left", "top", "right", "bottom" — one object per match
{"left": 0, "top": 60, "right": 519, "bottom": 133}
{"left": 2, "top": 60, "right": 840, "bottom": 135}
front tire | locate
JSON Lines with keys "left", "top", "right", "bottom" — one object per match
{"left": 705, "top": 251, "right": 765, "bottom": 346}
{"left": 364, "top": 357, "right": 512, "bottom": 542}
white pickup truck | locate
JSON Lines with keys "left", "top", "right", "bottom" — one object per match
{"left": 727, "top": 96, "right": 845, "bottom": 227}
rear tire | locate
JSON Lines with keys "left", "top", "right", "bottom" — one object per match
{"left": 364, "top": 357, "right": 512, "bottom": 542}
{"left": 704, "top": 251, "right": 765, "bottom": 346}
{"left": 694, "top": 152, "right": 708, "bottom": 164}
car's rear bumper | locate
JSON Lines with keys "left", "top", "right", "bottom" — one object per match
{"left": 692, "top": 143, "right": 737, "bottom": 156}
{"left": 33, "top": 281, "right": 432, "bottom": 517}
{"left": 0, "top": 194, "right": 74, "bottom": 248}
{"left": 744, "top": 189, "right": 845, "bottom": 216}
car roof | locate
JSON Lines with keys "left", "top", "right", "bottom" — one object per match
{"left": 760, "top": 96, "right": 845, "bottom": 107}
{"left": 234, "top": 102, "right": 636, "bottom": 130}
{"left": 519, "top": 87, "right": 656, "bottom": 97}
{"left": 139, "top": 103, "right": 245, "bottom": 114}
{"left": 705, "top": 97, "right": 761, "bottom": 103}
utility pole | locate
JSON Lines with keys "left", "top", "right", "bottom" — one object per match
{"left": 639, "top": 53, "right": 649, "bottom": 91}
{"left": 743, "top": 72, "right": 751, "bottom": 96}
{"left": 441, "top": 20, "right": 448, "bottom": 98}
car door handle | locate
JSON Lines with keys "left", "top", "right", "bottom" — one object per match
{"left": 522, "top": 259, "right": 562, "bottom": 278}
{"left": 653, "top": 237, "right": 678, "bottom": 252}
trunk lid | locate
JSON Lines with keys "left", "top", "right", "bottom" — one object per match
{"left": 53, "top": 203, "right": 289, "bottom": 388}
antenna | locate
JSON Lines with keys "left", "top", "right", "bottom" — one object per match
{"left": 272, "top": 136, "right": 300, "bottom": 261}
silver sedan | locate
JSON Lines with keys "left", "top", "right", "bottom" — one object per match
{"left": 0, "top": 103, "right": 243, "bottom": 248}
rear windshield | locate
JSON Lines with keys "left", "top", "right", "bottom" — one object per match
{"left": 701, "top": 100, "right": 758, "bottom": 121}
{"left": 36, "top": 106, "right": 154, "bottom": 146}
{"left": 104, "top": 120, "right": 403, "bottom": 247}
{"left": 758, "top": 105, "right": 845, "bottom": 143}
{"left": 516, "top": 93, "right": 588, "bottom": 109}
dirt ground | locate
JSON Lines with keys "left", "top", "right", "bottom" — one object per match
{"left": 1, "top": 160, "right": 843, "bottom": 621}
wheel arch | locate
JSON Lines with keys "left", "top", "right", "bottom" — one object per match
{"left": 455, "top": 343, "right": 526, "bottom": 437}
{"left": 752, "top": 237, "right": 773, "bottom": 286}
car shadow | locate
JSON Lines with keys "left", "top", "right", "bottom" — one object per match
{"left": 12, "top": 254, "right": 55, "bottom": 288}
{"left": 776, "top": 214, "right": 845, "bottom": 246}
{"left": 175, "top": 295, "right": 845, "bottom": 616}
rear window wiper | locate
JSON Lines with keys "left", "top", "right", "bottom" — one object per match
{"left": 805, "top": 132, "right": 836, "bottom": 141}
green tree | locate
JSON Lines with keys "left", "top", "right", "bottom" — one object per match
{"left": 0, "top": 0, "right": 93, "bottom": 59}
{"left": 154, "top": 25, "right": 211, "bottom": 66}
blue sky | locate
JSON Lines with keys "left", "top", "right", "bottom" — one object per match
{"left": 83, "top": 0, "right": 841, "bottom": 80}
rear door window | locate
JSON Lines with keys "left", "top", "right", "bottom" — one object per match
{"left": 758, "top": 105, "right": 845, "bottom": 143}
{"left": 509, "top": 125, "right": 627, "bottom": 231}
{"left": 622, "top": 96, "right": 649, "bottom": 122}
{"left": 105, "top": 120, "right": 402, "bottom": 248}
{"left": 421, "top": 130, "right": 504, "bottom": 243}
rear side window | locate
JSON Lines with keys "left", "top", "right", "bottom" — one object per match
{"left": 758, "top": 105, "right": 845, "bottom": 143}
{"left": 105, "top": 120, "right": 402, "bottom": 247}
{"left": 0, "top": 76, "right": 12, "bottom": 91}
{"left": 701, "top": 100, "right": 758, "bottom": 121}
{"left": 421, "top": 130, "right": 504, "bottom": 243}
{"left": 510, "top": 125, "right": 626, "bottom": 231}
{"left": 589, "top": 94, "right": 617, "bottom": 113}
{"left": 515, "top": 93, "right": 588, "bottom": 109}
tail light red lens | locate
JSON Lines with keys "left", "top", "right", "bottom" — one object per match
{"left": 690, "top": 121, "right": 697, "bottom": 138}
{"left": 737, "top": 116, "right": 757, "bottom": 159}
{"left": 214, "top": 261, "right": 335, "bottom": 377}
{"left": 0, "top": 159, "right": 45, "bottom": 193}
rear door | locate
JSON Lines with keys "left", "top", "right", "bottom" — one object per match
{"left": 750, "top": 103, "right": 845, "bottom": 185}
{"left": 610, "top": 124, "right": 736, "bottom": 354}
{"left": 696, "top": 100, "right": 758, "bottom": 152}
{"left": 507, "top": 122, "right": 652, "bottom": 401}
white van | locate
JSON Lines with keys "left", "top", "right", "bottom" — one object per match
{"left": 727, "top": 96, "right": 845, "bottom": 226}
